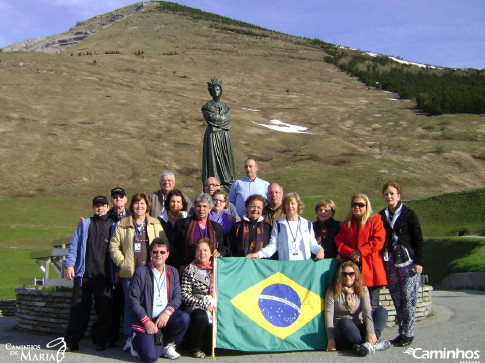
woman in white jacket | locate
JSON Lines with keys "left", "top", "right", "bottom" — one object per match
{"left": 247, "top": 192, "right": 324, "bottom": 261}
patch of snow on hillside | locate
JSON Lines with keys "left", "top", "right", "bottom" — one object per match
{"left": 251, "top": 120, "right": 313, "bottom": 134}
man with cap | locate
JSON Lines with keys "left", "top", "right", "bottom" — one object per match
{"left": 106, "top": 187, "right": 131, "bottom": 347}
{"left": 108, "top": 187, "right": 131, "bottom": 223}
{"left": 64, "top": 195, "right": 113, "bottom": 352}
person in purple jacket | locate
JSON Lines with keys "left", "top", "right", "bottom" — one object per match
{"left": 129, "top": 238, "right": 189, "bottom": 362}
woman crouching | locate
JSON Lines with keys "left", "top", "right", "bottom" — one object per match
{"left": 325, "top": 261, "right": 390, "bottom": 356}
{"left": 181, "top": 238, "right": 216, "bottom": 359}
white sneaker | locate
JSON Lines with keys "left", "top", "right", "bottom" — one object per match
{"left": 163, "top": 342, "right": 181, "bottom": 360}
{"left": 374, "top": 339, "right": 391, "bottom": 351}
{"left": 130, "top": 344, "right": 139, "bottom": 358}
{"left": 123, "top": 333, "right": 134, "bottom": 352}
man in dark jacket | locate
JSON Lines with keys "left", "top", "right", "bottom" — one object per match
{"left": 129, "top": 238, "right": 189, "bottom": 361}
{"left": 64, "top": 196, "right": 113, "bottom": 352}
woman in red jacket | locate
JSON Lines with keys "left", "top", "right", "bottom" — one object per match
{"left": 335, "top": 194, "right": 387, "bottom": 309}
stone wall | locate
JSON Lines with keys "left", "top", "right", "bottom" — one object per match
{"left": 0, "top": 299, "right": 16, "bottom": 317}
{"left": 15, "top": 288, "right": 96, "bottom": 335}
{"left": 380, "top": 285, "right": 433, "bottom": 327}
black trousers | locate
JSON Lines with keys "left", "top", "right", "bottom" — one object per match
{"left": 187, "top": 309, "right": 212, "bottom": 353}
{"left": 65, "top": 276, "right": 112, "bottom": 347}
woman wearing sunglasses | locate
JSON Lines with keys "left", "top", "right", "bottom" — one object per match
{"left": 335, "top": 194, "right": 387, "bottom": 309}
{"left": 325, "top": 261, "right": 390, "bottom": 356}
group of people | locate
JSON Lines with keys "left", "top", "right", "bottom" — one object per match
{"left": 63, "top": 157, "right": 424, "bottom": 360}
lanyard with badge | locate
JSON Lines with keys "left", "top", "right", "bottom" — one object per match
{"left": 287, "top": 217, "right": 301, "bottom": 255}
{"left": 134, "top": 221, "right": 145, "bottom": 253}
{"left": 154, "top": 267, "right": 167, "bottom": 307}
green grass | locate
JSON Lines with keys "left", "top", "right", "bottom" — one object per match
{"left": 406, "top": 188, "right": 485, "bottom": 237}
{"left": 0, "top": 249, "right": 45, "bottom": 299}
{"left": 424, "top": 237, "right": 485, "bottom": 285}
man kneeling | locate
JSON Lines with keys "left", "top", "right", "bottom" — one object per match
{"left": 129, "top": 238, "right": 189, "bottom": 361}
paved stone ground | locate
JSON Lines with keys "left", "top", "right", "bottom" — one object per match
{"left": 1, "top": 290, "right": 483, "bottom": 363}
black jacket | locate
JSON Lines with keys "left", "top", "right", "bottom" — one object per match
{"left": 379, "top": 204, "right": 424, "bottom": 266}
{"left": 313, "top": 218, "right": 341, "bottom": 259}
{"left": 173, "top": 217, "right": 226, "bottom": 268}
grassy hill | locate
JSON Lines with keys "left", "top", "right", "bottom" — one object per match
{"left": 0, "top": 2, "right": 484, "bottom": 297}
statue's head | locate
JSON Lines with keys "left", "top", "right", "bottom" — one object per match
{"left": 207, "top": 76, "right": 224, "bottom": 98}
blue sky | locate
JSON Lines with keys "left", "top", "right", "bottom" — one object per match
{"left": 0, "top": 0, "right": 483, "bottom": 69}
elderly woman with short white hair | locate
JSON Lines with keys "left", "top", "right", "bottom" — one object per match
{"left": 173, "top": 193, "right": 226, "bottom": 274}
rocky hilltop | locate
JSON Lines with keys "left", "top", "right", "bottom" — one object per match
{"left": 1, "top": 2, "right": 154, "bottom": 53}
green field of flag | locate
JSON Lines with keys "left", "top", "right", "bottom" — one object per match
{"left": 215, "top": 257, "right": 338, "bottom": 352}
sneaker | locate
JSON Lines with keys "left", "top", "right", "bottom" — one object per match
{"left": 130, "top": 344, "right": 139, "bottom": 358}
{"left": 163, "top": 342, "right": 181, "bottom": 360}
{"left": 374, "top": 339, "right": 391, "bottom": 351}
{"left": 123, "top": 333, "right": 134, "bottom": 352}
{"left": 353, "top": 342, "right": 375, "bottom": 356}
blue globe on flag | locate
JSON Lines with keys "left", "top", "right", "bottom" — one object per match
{"left": 258, "top": 283, "right": 302, "bottom": 327}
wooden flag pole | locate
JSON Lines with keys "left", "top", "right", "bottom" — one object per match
{"left": 211, "top": 256, "right": 218, "bottom": 359}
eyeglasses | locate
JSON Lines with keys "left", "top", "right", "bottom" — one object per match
{"left": 112, "top": 194, "right": 124, "bottom": 199}
{"left": 249, "top": 204, "right": 263, "bottom": 210}
{"left": 205, "top": 183, "right": 220, "bottom": 188}
{"left": 151, "top": 250, "right": 167, "bottom": 255}
{"left": 213, "top": 199, "right": 226, "bottom": 204}
{"left": 342, "top": 271, "right": 356, "bottom": 277}
{"left": 351, "top": 202, "right": 366, "bottom": 208}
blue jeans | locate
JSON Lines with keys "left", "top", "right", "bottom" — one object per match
{"left": 334, "top": 306, "right": 388, "bottom": 350}
{"left": 121, "top": 278, "right": 132, "bottom": 339}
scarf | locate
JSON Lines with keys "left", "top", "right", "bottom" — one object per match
{"left": 342, "top": 286, "right": 356, "bottom": 311}
{"left": 184, "top": 218, "right": 217, "bottom": 265}
{"left": 384, "top": 201, "right": 403, "bottom": 260}
{"left": 195, "top": 259, "right": 214, "bottom": 296}
{"left": 236, "top": 218, "right": 264, "bottom": 256}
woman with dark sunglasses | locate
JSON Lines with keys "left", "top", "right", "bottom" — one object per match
{"left": 325, "top": 261, "right": 390, "bottom": 356}
{"left": 335, "top": 194, "right": 387, "bottom": 309}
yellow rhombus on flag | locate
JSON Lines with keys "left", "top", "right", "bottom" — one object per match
{"left": 215, "top": 257, "right": 338, "bottom": 352}
{"left": 231, "top": 272, "right": 324, "bottom": 340}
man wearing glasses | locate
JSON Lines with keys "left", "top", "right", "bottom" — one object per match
{"left": 108, "top": 187, "right": 131, "bottom": 222}
{"left": 262, "top": 182, "right": 285, "bottom": 226}
{"left": 149, "top": 170, "right": 192, "bottom": 219}
{"left": 129, "top": 238, "right": 189, "bottom": 361}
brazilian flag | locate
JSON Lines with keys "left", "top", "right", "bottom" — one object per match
{"left": 215, "top": 257, "right": 338, "bottom": 352}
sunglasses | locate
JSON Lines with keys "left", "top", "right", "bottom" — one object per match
{"left": 151, "top": 250, "right": 167, "bottom": 255}
{"left": 342, "top": 271, "right": 356, "bottom": 277}
{"left": 206, "top": 183, "right": 220, "bottom": 187}
{"left": 351, "top": 202, "right": 366, "bottom": 208}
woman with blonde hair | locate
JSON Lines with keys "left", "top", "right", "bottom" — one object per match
{"left": 335, "top": 194, "right": 387, "bottom": 309}
{"left": 325, "top": 260, "right": 390, "bottom": 355}
{"left": 247, "top": 192, "right": 324, "bottom": 260}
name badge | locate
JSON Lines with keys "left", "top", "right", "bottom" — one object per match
{"left": 134, "top": 242, "right": 141, "bottom": 253}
